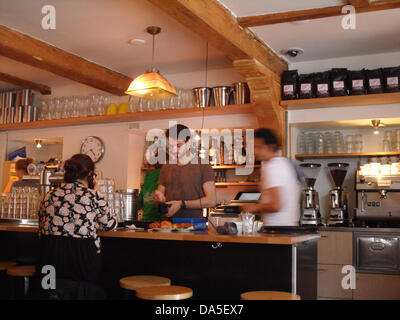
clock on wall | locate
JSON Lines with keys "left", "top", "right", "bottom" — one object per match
{"left": 80, "top": 136, "right": 105, "bottom": 163}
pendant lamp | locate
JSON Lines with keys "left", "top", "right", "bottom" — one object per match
{"left": 125, "top": 26, "right": 177, "bottom": 99}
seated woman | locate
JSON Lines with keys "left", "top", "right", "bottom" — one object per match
{"left": 37, "top": 153, "right": 117, "bottom": 299}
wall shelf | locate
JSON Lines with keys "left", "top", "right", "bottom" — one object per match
{"left": 142, "top": 164, "right": 261, "bottom": 171}
{"left": 0, "top": 104, "right": 254, "bottom": 131}
{"left": 215, "top": 182, "right": 259, "bottom": 187}
{"left": 295, "top": 152, "right": 400, "bottom": 161}
{"left": 281, "top": 92, "right": 400, "bottom": 110}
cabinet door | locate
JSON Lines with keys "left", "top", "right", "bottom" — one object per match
{"left": 354, "top": 273, "right": 400, "bottom": 300}
{"left": 318, "top": 264, "right": 353, "bottom": 299}
{"left": 318, "top": 231, "right": 353, "bottom": 265}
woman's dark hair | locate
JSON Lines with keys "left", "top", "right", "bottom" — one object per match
{"left": 254, "top": 128, "right": 281, "bottom": 151}
{"left": 15, "top": 158, "right": 34, "bottom": 174}
{"left": 64, "top": 154, "right": 94, "bottom": 183}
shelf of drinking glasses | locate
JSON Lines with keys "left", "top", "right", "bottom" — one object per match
{"left": 215, "top": 182, "right": 259, "bottom": 187}
{"left": 0, "top": 104, "right": 255, "bottom": 131}
{"left": 295, "top": 152, "right": 400, "bottom": 161}
{"left": 281, "top": 92, "right": 400, "bottom": 110}
{"left": 141, "top": 165, "right": 261, "bottom": 171}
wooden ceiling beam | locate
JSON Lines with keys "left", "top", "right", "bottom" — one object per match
{"left": 238, "top": 2, "right": 400, "bottom": 27}
{"left": 147, "top": 0, "right": 287, "bottom": 77}
{"left": 349, "top": 0, "right": 371, "bottom": 7}
{"left": 0, "top": 71, "right": 51, "bottom": 95}
{"left": 0, "top": 25, "right": 133, "bottom": 96}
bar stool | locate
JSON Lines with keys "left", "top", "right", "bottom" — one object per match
{"left": 0, "top": 261, "right": 17, "bottom": 299}
{"left": 136, "top": 285, "right": 193, "bottom": 300}
{"left": 119, "top": 275, "right": 171, "bottom": 299}
{"left": 6, "top": 265, "right": 37, "bottom": 299}
{"left": 240, "top": 291, "right": 301, "bottom": 300}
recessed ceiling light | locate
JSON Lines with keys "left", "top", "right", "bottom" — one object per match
{"left": 127, "top": 38, "right": 146, "bottom": 46}
{"left": 33, "top": 56, "right": 43, "bottom": 61}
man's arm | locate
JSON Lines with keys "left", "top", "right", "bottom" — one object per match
{"left": 242, "top": 187, "right": 281, "bottom": 213}
{"left": 153, "top": 184, "right": 166, "bottom": 204}
{"left": 185, "top": 181, "right": 217, "bottom": 209}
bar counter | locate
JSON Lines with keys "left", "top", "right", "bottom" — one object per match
{"left": 0, "top": 222, "right": 319, "bottom": 299}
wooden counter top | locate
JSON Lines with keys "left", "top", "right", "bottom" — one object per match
{"left": 0, "top": 223, "right": 319, "bottom": 245}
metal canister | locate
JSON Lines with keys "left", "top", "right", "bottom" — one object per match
{"left": 232, "top": 82, "right": 250, "bottom": 104}
{"left": 32, "top": 105, "right": 38, "bottom": 121}
{"left": 14, "top": 91, "right": 23, "bottom": 123}
{"left": 8, "top": 107, "right": 16, "bottom": 124}
{"left": 192, "top": 87, "right": 212, "bottom": 108}
{"left": 212, "top": 86, "right": 231, "bottom": 106}
{"left": 21, "top": 89, "right": 32, "bottom": 106}
{"left": 23, "top": 105, "right": 33, "bottom": 122}
{"left": 2, "top": 107, "right": 9, "bottom": 124}
{"left": 117, "top": 189, "right": 138, "bottom": 221}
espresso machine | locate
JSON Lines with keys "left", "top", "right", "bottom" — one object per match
{"left": 21, "top": 162, "right": 64, "bottom": 198}
{"left": 327, "top": 163, "right": 349, "bottom": 226}
{"left": 299, "top": 163, "right": 322, "bottom": 226}
{"left": 354, "top": 162, "right": 400, "bottom": 226}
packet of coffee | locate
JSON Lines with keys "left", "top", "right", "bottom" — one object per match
{"left": 348, "top": 70, "right": 367, "bottom": 95}
{"left": 330, "top": 68, "right": 348, "bottom": 96}
{"left": 314, "top": 71, "right": 331, "bottom": 98}
{"left": 382, "top": 66, "right": 400, "bottom": 93}
{"left": 299, "top": 73, "right": 315, "bottom": 99}
{"left": 281, "top": 70, "right": 298, "bottom": 100}
{"left": 365, "top": 68, "right": 384, "bottom": 94}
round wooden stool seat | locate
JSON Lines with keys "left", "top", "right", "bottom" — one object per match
{"left": 0, "top": 261, "right": 17, "bottom": 271}
{"left": 136, "top": 285, "right": 193, "bottom": 300}
{"left": 240, "top": 291, "right": 301, "bottom": 300}
{"left": 119, "top": 275, "right": 171, "bottom": 291}
{"left": 6, "top": 265, "right": 37, "bottom": 277}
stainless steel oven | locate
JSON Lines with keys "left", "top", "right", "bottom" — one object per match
{"left": 354, "top": 232, "right": 400, "bottom": 274}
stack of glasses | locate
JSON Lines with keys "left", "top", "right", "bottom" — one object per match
{"left": 297, "top": 130, "right": 354, "bottom": 154}
{"left": 98, "top": 178, "right": 125, "bottom": 223}
{"left": 0, "top": 187, "right": 41, "bottom": 220}
{"left": 383, "top": 129, "right": 400, "bottom": 152}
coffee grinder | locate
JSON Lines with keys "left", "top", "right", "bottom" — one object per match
{"left": 299, "top": 163, "right": 322, "bottom": 226}
{"left": 327, "top": 163, "right": 349, "bottom": 226}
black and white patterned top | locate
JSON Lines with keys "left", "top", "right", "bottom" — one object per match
{"left": 38, "top": 181, "right": 117, "bottom": 253}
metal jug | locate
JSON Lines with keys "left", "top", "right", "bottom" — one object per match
{"left": 212, "top": 86, "right": 231, "bottom": 106}
{"left": 117, "top": 189, "right": 139, "bottom": 221}
{"left": 192, "top": 87, "right": 212, "bottom": 107}
{"left": 232, "top": 82, "right": 250, "bottom": 104}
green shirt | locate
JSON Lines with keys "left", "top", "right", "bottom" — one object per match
{"left": 138, "top": 170, "right": 161, "bottom": 221}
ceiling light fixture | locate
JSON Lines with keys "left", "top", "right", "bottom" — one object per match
{"left": 371, "top": 119, "right": 384, "bottom": 135}
{"left": 35, "top": 139, "right": 42, "bottom": 148}
{"left": 125, "top": 26, "right": 177, "bottom": 99}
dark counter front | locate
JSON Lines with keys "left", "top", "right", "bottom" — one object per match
{"left": 0, "top": 224, "right": 318, "bottom": 300}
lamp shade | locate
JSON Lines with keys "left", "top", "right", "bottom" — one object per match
{"left": 125, "top": 70, "right": 177, "bottom": 99}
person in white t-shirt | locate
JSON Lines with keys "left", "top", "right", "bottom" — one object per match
{"left": 242, "top": 129, "right": 300, "bottom": 226}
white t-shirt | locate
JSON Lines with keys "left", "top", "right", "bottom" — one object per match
{"left": 260, "top": 157, "right": 300, "bottom": 226}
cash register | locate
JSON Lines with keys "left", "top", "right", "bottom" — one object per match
{"left": 212, "top": 191, "right": 261, "bottom": 215}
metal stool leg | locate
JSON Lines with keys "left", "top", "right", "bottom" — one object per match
{"left": 23, "top": 276, "right": 30, "bottom": 298}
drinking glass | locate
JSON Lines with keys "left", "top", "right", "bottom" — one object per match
{"left": 323, "top": 132, "right": 333, "bottom": 154}
{"left": 128, "top": 96, "right": 140, "bottom": 113}
{"left": 60, "top": 97, "right": 68, "bottom": 119}
{"left": 88, "top": 94, "right": 98, "bottom": 116}
{"left": 39, "top": 99, "right": 49, "bottom": 121}
{"left": 297, "top": 131, "right": 306, "bottom": 154}
{"left": 305, "top": 132, "right": 315, "bottom": 154}
{"left": 316, "top": 132, "right": 324, "bottom": 154}
{"left": 54, "top": 98, "right": 62, "bottom": 119}
{"left": 383, "top": 139, "right": 391, "bottom": 152}
{"left": 241, "top": 212, "right": 255, "bottom": 235}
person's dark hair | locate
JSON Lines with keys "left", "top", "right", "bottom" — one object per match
{"left": 165, "top": 124, "right": 191, "bottom": 142}
{"left": 15, "top": 158, "right": 34, "bottom": 174}
{"left": 64, "top": 154, "right": 94, "bottom": 183}
{"left": 254, "top": 128, "right": 281, "bottom": 151}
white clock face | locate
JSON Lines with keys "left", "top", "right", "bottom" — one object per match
{"left": 80, "top": 136, "right": 105, "bottom": 163}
